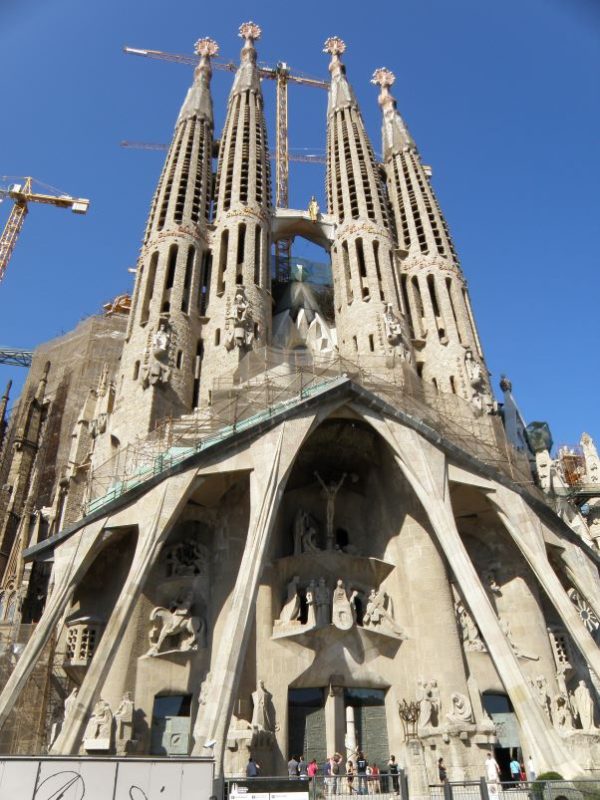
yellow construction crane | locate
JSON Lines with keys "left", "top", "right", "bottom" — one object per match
{"left": 0, "top": 177, "right": 90, "bottom": 285}
{"left": 124, "top": 46, "right": 329, "bottom": 279}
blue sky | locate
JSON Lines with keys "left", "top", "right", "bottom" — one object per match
{"left": 0, "top": 0, "right": 598, "bottom": 450}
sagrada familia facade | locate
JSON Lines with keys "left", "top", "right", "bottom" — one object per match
{"left": 0, "top": 21, "right": 599, "bottom": 788}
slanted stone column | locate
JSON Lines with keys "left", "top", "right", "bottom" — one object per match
{"left": 491, "top": 487, "right": 600, "bottom": 680}
{"left": 191, "top": 415, "right": 316, "bottom": 773}
{"left": 359, "top": 408, "right": 581, "bottom": 777}
{"left": 51, "top": 469, "right": 200, "bottom": 754}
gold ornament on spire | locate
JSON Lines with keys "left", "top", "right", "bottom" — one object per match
{"left": 239, "top": 21, "right": 262, "bottom": 42}
{"left": 323, "top": 36, "right": 346, "bottom": 56}
{"left": 371, "top": 67, "right": 395, "bottom": 88}
{"left": 195, "top": 38, "right": 219, "bottom": 58}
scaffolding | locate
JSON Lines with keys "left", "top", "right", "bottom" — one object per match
{"left": 87, "top": 350, "right": 534, "bottom": 514}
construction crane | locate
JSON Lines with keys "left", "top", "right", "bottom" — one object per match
{"left": 124, "top": 44, "right": 329, "bottom": 279}
{"left": 0, "top": 348, "right": 33, "bottom": 368}
{"left": 120, "top": 140, "right": 327, "bottom": 165}
{"left": 0, "top": 177, "right": 90, "bottom": 285}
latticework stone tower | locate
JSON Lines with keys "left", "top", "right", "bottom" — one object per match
{"left": 372, "top": 67, "right": 492, "bottom": 407}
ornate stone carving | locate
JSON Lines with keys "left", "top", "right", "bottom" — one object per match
{"left": 571, "top": 679, "right": 597, "bottom": 732}
{"left": 417, "top": 679, "right": 440, "bottom": 729}
{"left": 363, "top": 588, "right": 406, "bottom": 638}
{"left": 463, "top": 348, "right": 491, "bottom": 412}
{"left": 306, "top": 579, "right": 317, "bottom": 627}
{"left": 531, "top": 675, "right": 552, "bottom": 722}
{"left": 146, "top": 591, "right": 204, "bottom": 656}
{"left": 314, "top": 471, "right": 347, "bottom": 549}
{"left": 323, "top": 36, "right": 346, "bottom": 55}
{"left": 383, "top": 303, "right": 408, "bottom": 359}
{"left": 276, "top": 575, "right": 301, "bottom": 625}
{"left": 115, "top": 691, "right": 134, "bottom": 754}
{"left": 315, "top": 577, "right": 331, "bottom": 627}
{"left": 446, "top": 692, "right": 473, "bottom": 724}
{"left": 165, "top": 538, "right": 208, "bottom": 578}
{"left": 239, "top": 21, "right": 262, "bottom": 42}
{"left": 195, "top": 38, "right": 219, "bottom": 58}
{"left": 456, "top": 600, "right": 487, "bottom": 652}
{"left": 63, "top": 687, "right": 78, "bottom": 723}
{"left": 567, "top": 587, "right": 600, "bottom": 633}
{"left": 331, "top": 579, "right": 357, "bottom": 630}
{"left": 83, "top": 699, "right": 113, "bottom": 751}
{"left": 308, "top": 196, "right": 320, "bottom": 222}
{"left": 225, "top": 288, "right": 254, "bottom": 350}
{"left": 251, "top": 680, "right": 274, "bottom": 731}
{"left": 292, "top": 508, "right": 321, "bottom": 555}
{"left": 552, "top": 693, "right": 574, "bottom": 733}
{"left": 500, "top": 617, "right": 538, "bottom": 660}
{"left": 141, "top": 318, "right": 172, "bottom": 388}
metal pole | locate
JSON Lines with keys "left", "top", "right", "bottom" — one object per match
{"left": 479, "top": 777, "right": 490, "bottom": 800}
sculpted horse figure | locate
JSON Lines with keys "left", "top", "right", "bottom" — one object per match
{"left": 146, "top": 592, "right": 204, "bottom": 656}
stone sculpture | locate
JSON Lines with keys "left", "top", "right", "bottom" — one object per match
{"left": 314, "top": 471, "right": 347, "bottom": 549}
{"left": 531, "top": 675, "right": 552, "bottom": 722}
{"left": 446, "top": 692, "right": 473, "bottom": 724}
{"left": 571, "top": 679, "right": 596, "bottom": 732}
{"left": 63, "top": 687, "right": 78, "bottom": 722}
{"left": 308, "top": 196, "right": 320, "bottom": 222}
{"left": 146, "top": 590, "right": 204, "bottom": 656}
{"left": 315, "top": 578, "right": 331, "bottom": 627}
{"left": 225, "top": 288, "right": 254, "bottom": 350}
{"left": 83, "top": 699, "right": 113, "bottom": 751}
{"left": 251, "top": 680, "right": 274, "bottom": 731}
{"left": 331, "top": 579, "right": 356, "bottom": 630}
{"left": 553, "top": 693, "right": 574, "bottom": 733}
{"left": 500, "top": 617, "right": 538, "bottom": 660}
{"left": 383, "top": 303, "right": 409, "bottom": 359}
{"left": 142, "top": 319, "right": 172, "bottom": 387}
{"left": 165, "top": 538, "right": 208, "bottom": 577}
{"left": 278, "top": 576, "right": 301, "bottom": 624}
{"left": 417, "top": 679, "right": 440, "bottom": 729}
{"left": 456, "top": 600, "right": 486, "bottom": 652}
{"left": 363, "top": 588, "right": 405, "bottom": 637}
{"left": 292, "top": 509, "right": 321, "bottom": 555}
{"left": 115, "top": 691, "right": 134, "bottom": 754}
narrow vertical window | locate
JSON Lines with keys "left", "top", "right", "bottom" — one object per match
{"left": 342, "top": 241, "right": 353, "bottom": 303}
{"left": 401, "top": 274, "right": 415, "bottom": 339}
{"left": 373, "top": 241, "right": 384, "bottom": 301}
{"left": 181, "top": 246, "right": 195, "bottom": 313}
{"left": 199, "top": 250, "right": 212, "bottom": 315}
{"left": 141, "top": 251, "right": 159, "bottom": 325}
{"left": 254, "top": 226, "right": 261, "bottom": 286}
{"left": 217, "top": 230, "right": 228, "bottom": 295}
{"left": 192, "top": 339, "right": 204, "bottom": 409}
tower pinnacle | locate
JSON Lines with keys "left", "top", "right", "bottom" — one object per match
{"left": 371, "top": 67, "right": 415, "bottom": 156}
{"left": 323, "top": 37, "right": 355, "bottom": 114}
{"left": 231, "top": 21, "right": 262, "bottom": 95}
{"left": 177, "top": 36, "right": 218, "bottom": 125}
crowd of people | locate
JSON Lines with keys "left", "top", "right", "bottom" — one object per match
{"left": 246, "top": 751, "right": 402, "bottom": 794}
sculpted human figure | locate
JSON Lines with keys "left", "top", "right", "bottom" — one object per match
{"left": 308, "top": 195, "right": 320, "bottom": 222}
{"left": 152, "top": 320, "right": 171, "bottom": 358}
{"left": 363, "top": 588, "right": 405, "bottom": 637}
{"left": 315, "top": 578, "right": 331, "bottom": 627}
{"left": 456, "top": 601, "right": 486, "bottom": 652}
{"left": 331, "top": 579, "right": 354, "bottom": 630}
{"left": 279, "top": 575, "right": 301, "bottom": 624}
{"left": 305, "top": 580, "right": 317, "bottom": 627}
{"left": 84, "top": 699, "right": 113, "bottom": 748}
{"left": 252, "top": 680, "right": 274, "bottom": 731}
{"left": 532, "top": 675, "right": 552, "bottom": 721}
{"left": 572, "top": 680, "right": 596, "bottom": 731}
{"left": 115, "top": 692, "right": 134, "bottom": 745}
{"left": 146, "top": 590, "right": 204, "bottom": 656}
{"left": 446, "top": 692, "right": 473, "bottom": 724}
{"left": 314, "top": 472, "right": 347, "bottom": 548}
{"left": 64, "top": 688, "right": 78, "bottom": 723}
{"left": 553, "top": 693, "right": 574, "bottom": 732}
{"left": 417, "top": 679, "right": 440, "bottom": 728}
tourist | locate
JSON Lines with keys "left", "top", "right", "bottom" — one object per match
{"left": 298, "top": 755, "right": 308, "bottom": 780}
{"left": 485, "top": 752, "right": 501, "bottom": 783}
{"left": 347, "top": 760, "right": 356, "bottom": 793}
{"left": 370, "top": 763, "right": 381, "bottom": 793}
{"left": 438, "top": 757, "right": 447, "bottom": 783}
{"left": 246, "top": 757, "right": 260, "bottom": 777}
{"left": 323, "top": 756, "right": 332, "bottom": 796}
{"left": 356, "top": 750, "right": 368, "bottom": 794}
{"left": 527, "top": 756, "right": 536, "bottom": 781}
{"left": 510, "top": 756, "right": 520, "bottom": 783}
{"left": 330, "top": 752, "right": 342, "bottom": 794}
{"left": 388, "top": 755, "right": 399, "bottom": 795}
{"left": 288, "top": 754, "right": 299, "bottom": 778}
{"left": 307, "top": 758, "right": 319, "bottom": 780}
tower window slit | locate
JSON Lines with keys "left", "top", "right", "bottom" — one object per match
{"left": 401, "top": 275, "right": 415, "bottom": 338}
{"left": 217, "top": 230, "right": 228, "bottom": 295}
{"left": 192, "top": 338, "right": 204, "bottom": 409}
{"left": 254, "top": 226, "right": 261, "bottom": 286}
{"left": 373, "top": 240, "right": 384, "bottom": 300}
{"left": 140, "top": 251, "right": 159, "bottom": 325}
{"left": 215, "top": 328, "right": 221, "bottom": 346}
{"left": 175, "top": 120, "right": 194, "bottom": 224}
{"left": 342, "top": 241, "right": 353, "bottom": 303}
{"left": 412, "top": 276, "right": 425, "bottom": 324}
{"left": 165, "top": 244, "right": 178, "bottom": 290}
{"left": 445, "top": 277, "right": 462, "bottom": 342}
{"left": 158, "top": 126, "right": 185, "bottom": 230}
{"left": 181, "top": 245, "right": 195, "bottom": 313}
{"left": 449, "top": 375, "right": 456, "bottom": 393}
{"left": 176, "top": 350, "right": 183, "bottom": 369}
{"left": 199, "top": 250, "right": 212, "bottom": 315}
{"left": 426, "top": 274, "right": 440, "bottom": 317}
{"left": 368, "top": 333, "right": 375, "bottom": 352}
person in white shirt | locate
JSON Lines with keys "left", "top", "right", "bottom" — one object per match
{"left": 485, "top": 752, "right": 501, "bottom": 782}
{"left": 527, "top": 756, "right": 536, "bottom": 781}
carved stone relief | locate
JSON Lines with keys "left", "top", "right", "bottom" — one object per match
{"left": 83, "top": 698, "right": 113, "bottom": 752}
{"left": 145, "top": 590, "right": 205, "bottom": 656}
{"left": 571, "top": 679, "right": 597, "bottom": 732}
{"left": 165, "top": 538, "right": 208, "bottom": 578}
{"left": 225, "top": 287, "right": 255, "bottom": 350}
{"left": 455, "top": 599, "right": 487, "bottom": 652}
{"left": 141, "top": 318, "right": 173, "bottom": 388}
{"left": 445, "top": 692, "right": 473, "bottom": 725}
{"left": 417, "top": 679, "right": 440, "bottom": 730}
{"left": 500, "top": 617, "right": 539, "bottom": 661}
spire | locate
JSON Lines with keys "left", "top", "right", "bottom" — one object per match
{"left": 371, "top": 67, "right": 415, "bottom": 159}
{"left": 323, "top": 36, "right": 356, "bottom": 114}
{"left": 231, "top": 21, "right": 262, "bottom": 96}
{"left": 177, "top": 37, "right": 218, "bottom": 125}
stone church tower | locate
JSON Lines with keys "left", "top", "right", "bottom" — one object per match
{"left": 0, "top": 22, "right": 599, "bottom": 790}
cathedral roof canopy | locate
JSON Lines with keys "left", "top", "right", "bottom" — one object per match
{"left": 230, "top": 21, "right": 262, "bottom": 97}
{"left": 324, "top": 36, "right": 358, "bottom": 115}
{"left": 371, "top": 67, "right": 416, "bottom": 159}
{"left": 176, "top": 37, "right": 218, "bottom": 126}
